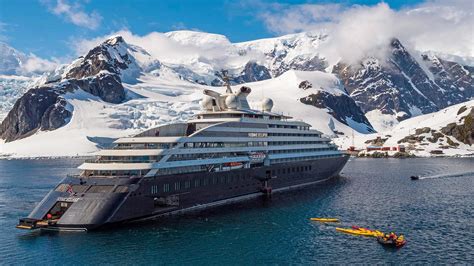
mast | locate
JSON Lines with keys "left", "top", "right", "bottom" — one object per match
{"left": 221, "top": 70, "right": 233, "bottom": 94}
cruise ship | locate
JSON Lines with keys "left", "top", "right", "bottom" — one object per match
{"left": 17, "top": 81, "right": 349, "bottom": 231}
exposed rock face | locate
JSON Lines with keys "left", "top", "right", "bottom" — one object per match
{"left": 211, "top": 62, "right": 271, "bottom": 86}
{"left": 0, "top": 87, "right": 71, "bottom": 142}
{"left": 333, "top": 39, "right": 439, "bottom": 118}
{"left": 420, "top": 54, "right": 473, "bottom": 101}
{"left": 67, "top": 74, "right": 125, "bottom": 104}
{"left": 234, "top": 62, "right": 272, "bottom": 83}
{"left": 300, "top": 91, "right": 375, "bottom": 133}
{"left": 66, "top": 36, "right": 135, "bottom": 80}
{"left": 333, "top": 39, "right": 473, "bottom": 120}
{"left": 272, "top": 54, "right": 327, "bottom": 77}
{"left": 0, "top": 36, "right": 133, "bottom": 142}
{"left": 441, "top": 107, "right": 474, "bottom": 145}
{"left": 299, "top": 80, "right": 312, "bottom": 90}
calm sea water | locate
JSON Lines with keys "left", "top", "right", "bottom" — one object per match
{"left": 0, "top": 158, "right": 473, "bottom": 264}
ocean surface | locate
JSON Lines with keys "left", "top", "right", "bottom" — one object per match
{"left": 0, "top": 157, "right": 473, "bottom": 264}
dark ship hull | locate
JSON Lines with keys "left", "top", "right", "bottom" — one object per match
{"left": 18, "top": 155, "right": 349, "bottom": 231}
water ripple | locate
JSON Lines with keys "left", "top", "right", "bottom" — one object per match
{"left": 0, "top": 158, "right": 473, "bottom": 264}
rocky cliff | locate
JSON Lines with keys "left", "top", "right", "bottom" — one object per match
{"left": 332, "top": 39, "right": 473, "bottom": 120}
{"left": 300, "top": 91, "right": 375, "bottom": 133}
{"left": 0, "top": 36, "right": 137, "bottom": 142}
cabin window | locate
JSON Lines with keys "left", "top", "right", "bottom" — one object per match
{"left": 163, "top": 183, "right": 170, "bottom": 192}
{"left": 194, "top": 179, "right": 201, "bottom": 188}
{"left": 185, "top": 181, "right": 191, "bottom": 189}
{"left": 174, "top": 182, "right": 181, "bottom": 191}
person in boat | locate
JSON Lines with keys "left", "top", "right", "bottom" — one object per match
{"left": 389, "top": 232, "right": 396, "bottom": 239}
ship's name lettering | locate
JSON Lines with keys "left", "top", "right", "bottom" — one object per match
{"left": 57, "top": 197, "right": 81, "bottom": 202}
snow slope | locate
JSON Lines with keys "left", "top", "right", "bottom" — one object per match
{"left": 0, "top": 69, "right": 356, "bottom": 158}
{"left": 1, "top": 31, "right": 472, "bottom": 158}
{"left": 0, "top": 75, "right": 34, "bottom": 121}
{"left": 335, "top": 100, "right": 474, "bottom": 156}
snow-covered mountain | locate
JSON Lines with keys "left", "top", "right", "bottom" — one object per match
{"left": 335, "top": 100, "right": 474, "bottom": 157}
{"left": 333, "top": 39, "right": 473, "bottom": 131}
{"left": 0, "top": 31, "right": 472, "bottom": 157}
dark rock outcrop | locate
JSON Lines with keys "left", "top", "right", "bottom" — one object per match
{"left": 421, "top": 54, "right": 473, "bottom": 102}
{"left": 67, "top": 74, "right": 126, "bottom": 104}
{"left": 299, "top": 80, "right": 312, "bottom": 90}
{"left": 300, "top": 91, "right": 375, "bottom": 133}
{"left": 333, "top": 39, "right": 439, "bottom": 118}
{"left": 333, "top": 38, "right": 473, "bottom": 121}
{"left": 440, "top": 107, "right": 474, "bottom": 145}
{"left": 0, "top": 87, "right": 71, "bottom": 142}
{"left": 272, "top": 54, "right": 327, "bottom": 77}
{"left": 233, "top": 61, "right": 271, "bottom": 83}
{"left": 0, "top": 36, "right": 132, "bottom": 142}
{"left": 212, "top": 62, "right": 272, "bottom": 86}
{"left": 66, "top": 36, "right": 133, "bottom": 79}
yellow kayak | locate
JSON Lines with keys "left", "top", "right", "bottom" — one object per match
{"left": 336, "top": 227, "right": 385, "bottom": 238}
{"left": 310, "top": 218, "right": 340, "bottom": 223}
{"left": 336, "top": 227, "right": 376, "bottom": 237}
{"left": 351, "top": 226, "right": 384, "bottom": 237}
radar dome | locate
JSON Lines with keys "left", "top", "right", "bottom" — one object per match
{"left": 261, "top": 98, "right": 274, "bottom": 112}
{"left": 225, "top": 94, "right": 238, "bottom": 109}
{"left": 201, "top": 96, "right": 214, "bottom": 111}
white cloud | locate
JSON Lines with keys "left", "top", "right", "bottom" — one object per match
{"left": 20, "top": 54, "right": 59, "bottom": 74}
{"left": 43, "top": 0, "right": 102, "bottom": 30}
{"left": 71, "top": 30, "right": 266, "bottom": 69}
{"left": 259, "top": 0, "right": 474, "bottom": 61}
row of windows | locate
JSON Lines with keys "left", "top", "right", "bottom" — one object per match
{"left": 149, "top": 162, "right": 317, "bottom": 195}
{"left": 268, "top": 125, "right": 309, "bottom": 130}
{"left": 268, "top": 133, "right": 321, "bottom": 137}
{"left": 183, "top": 142, "right": 268, "bottom": 148}
{"left": 95, "top": 155, "right": 162, "bottom": 163}
{"left": 83, "top": 169, "right": 149, "bottom": 177}
{"left": 271, "top": 165, "right": 312, "bottom": 175}
{"left": 269, "top": 147, "right": 336, "bottom": 154}
{"left": 270, "top": 154, "right": 340, "bottom": 164}
{"left": 116, "top": 143, "right": 175, "bottom": 149}
{"left": 150, "top": 173, "right": 254, "bottom": 195}
{"left": 268, "top": 141, "right": 327, "bottom": 145}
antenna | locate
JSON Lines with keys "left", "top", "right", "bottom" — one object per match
{"left": 221, "top": 70, "right": 232, "bottom": 94}
{"left": 351, "top": 129, "right": 355, "bottom": 147}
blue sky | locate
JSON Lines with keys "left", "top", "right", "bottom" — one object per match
{"left": 0, "top": 0, "right": 445, "bottom": 59}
